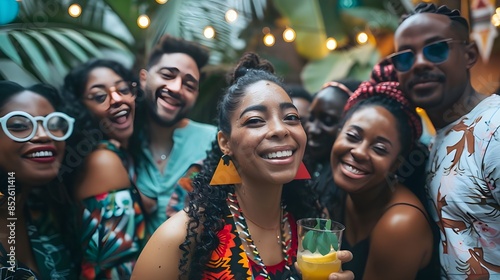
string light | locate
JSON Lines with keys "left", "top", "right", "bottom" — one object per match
{"left": 68, "top": 4, "right": 82, "bottom": 18}
{"left": 356, "top": 32, "right": 368, "bottom": 44}
{"left": 156, "top": 0, "right": 168, "bottom": 3}
{"left": 283, "top": 27, "right": 296, "bottom": 42}
{"left": 225, "top": 9, "right": 238, "bottom": 23}
{"left": 137, "top": 14, "right": 150, "bottom": 28}
{"left": 326, "top": 37, "right": 338, "bottom": 50}
{"left": 492, "top": 13, "right": 500, "bottom": 27}
{"left": 494, "top": 7, "right": 500, "bottom": 27}
{"left": 263, "top": 33, "right": 275, "bottom": 46}
{"left": 204, "top": 26, "right": 215, "bottom": 39}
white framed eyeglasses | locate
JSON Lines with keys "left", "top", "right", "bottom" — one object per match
{"left": 0, "top": 111, "right": 75, "bottom": 142}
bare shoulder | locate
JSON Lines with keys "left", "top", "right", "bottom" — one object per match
{"left": 152, "top": 210, "right": 191, "bottom": 241}
{"left": 75, "top": 149, "right": 130, "bottom": 199}
{"left": 374, "top": 185, "right": 430, "bottom": 238}
{"left": 132, "top": 211, "right": 190, "bottom": 279}
{"left": 363, "top": 185, "right": 433, "bottom": 279}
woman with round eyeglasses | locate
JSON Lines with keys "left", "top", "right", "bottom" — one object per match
{"left": 0, "top": 111, "right": 74, "bottom": 142}
{"left": 61, "top": 59, "right": 148, "bottom": 279}
{"left": 0, "top": 81, "right": 79, "bottom": 279}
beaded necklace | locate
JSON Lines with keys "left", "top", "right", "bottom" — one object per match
{"left": 227, "top": 192, "right": 294, "bottom": 280}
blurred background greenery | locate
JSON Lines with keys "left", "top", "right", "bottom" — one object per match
{"left": 1, "top": 0, "right": 491, "bottom": 124}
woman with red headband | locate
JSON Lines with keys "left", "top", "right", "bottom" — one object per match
{"left": 330, "top": 61, "right": 439, "bottom": 279}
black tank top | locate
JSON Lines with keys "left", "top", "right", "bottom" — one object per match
{"left": 341, "top": 203, "right": 440, "bottom": 280}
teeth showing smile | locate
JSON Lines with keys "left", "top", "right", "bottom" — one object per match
{"left": 344, "top": 163, "right": 364, "bottom": 175}
{"left": 264, "top": 150, "right": 292, "bottom": 159}
{"left": 114, "top": 110, "right": 128, "bottom": 117}
{"left": 26, "top": 151, "right": 54, "bottom": 158}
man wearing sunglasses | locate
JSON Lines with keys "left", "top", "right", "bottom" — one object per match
{"left": 392, "top": 3, "right": 500, "bottom": 279}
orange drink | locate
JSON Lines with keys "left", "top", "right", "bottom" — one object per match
{"left": 297, "top": 250, "right": 341, "bottom": 280}
{"left": 296, "top": 218, "right": 345, "bottom": 280}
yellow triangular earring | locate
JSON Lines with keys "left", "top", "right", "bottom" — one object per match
{"left": 210, "top": 154, "right": 242, "bottom": 186}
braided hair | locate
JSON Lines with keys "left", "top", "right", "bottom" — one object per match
{"left": 400, "top": 3, "right": 470, "bottom": 41}
{"left": 343, "top": 59, "right": 422, "bottom": 158}
{"left": 178, "top": 52, "right": 318, "bottom": 278}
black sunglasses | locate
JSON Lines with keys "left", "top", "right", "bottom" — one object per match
{"left": 388, "top": 38, "right": 466, "bottom": 72}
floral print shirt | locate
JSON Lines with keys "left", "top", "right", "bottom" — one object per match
{"left": 426, "top": 95, "right": 500, "bottom": 279}
{"left": 80, "top": 141, "right": 146, "bottom": 279}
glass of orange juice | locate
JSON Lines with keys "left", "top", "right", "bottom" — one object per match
{"left": 296, "top": 218, "right": 345, "bottom": 280}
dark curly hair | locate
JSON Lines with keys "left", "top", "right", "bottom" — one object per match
{"left": 0, "top": 80, "right": 81, "bottom": 275}
{"left": 400, "top": 3, "right": 470, "bottom": 41}
{"left": 60, "top": 59, "right": 140, "bottom": 186}
{"left": 178, "top": 52, "right": 319, "bottom": 278}
{"left": 146, "top": 34, "right": 210, "bottom": 70}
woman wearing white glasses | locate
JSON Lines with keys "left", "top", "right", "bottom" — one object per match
{"left": 0, "top": 81, "right": 78, "bottom": 279}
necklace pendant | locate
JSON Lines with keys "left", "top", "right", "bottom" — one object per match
{"left": 160, "top": 154, "right": 167, "bottom": 160}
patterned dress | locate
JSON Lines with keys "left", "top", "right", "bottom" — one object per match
{"left": 201, "top": 194, "right": 299, "bottom": 279}
{"left": 80, "top": 141, "right": 146, "bottom": 280}
{"left": 0, "top": 191, "right": 77, "bottom": 280}
{"left": 426, "top": 95, "right": 500, "bottom": 279}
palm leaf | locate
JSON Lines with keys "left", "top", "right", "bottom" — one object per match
{"left": 147, "top": 0, "right": 267, "bottom": 64}
{"left": 0, "top": 25, "right": 134, "bottom": 85}
{"left": 81, "top": 30, "right": 133, "bottom": 57}
{"left": 2, "top": 0, "right": 267, "bottom": 85}
{"left": 0, "top": 33, "right": 22, "bottom": 65}
{"left": 57, "top": 28, "right": 103, "bottom": 58}
{"left": 25, "top": 30, "right": 68, "bottom": 76}
{"left": 301, "top": 44, "right": 380, "bottom": 93}
{"left": 41, "top": 29, "right": 90, "bottom": 63}
{"left": 9, "top": 31, "right": 53, "bottom": 83}
{"left": 341, "top": 7, "right": 399, "bottom": 30}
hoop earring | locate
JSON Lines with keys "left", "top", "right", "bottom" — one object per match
{"left": 294, "top": 162, "right": 311, "bottom": 180}
{"left": 210, "top": 154, "right": 242, "bottom": 186}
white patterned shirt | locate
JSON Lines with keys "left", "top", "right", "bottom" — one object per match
{"left": 426, "top": 94, "right": 500, "bottom": 279}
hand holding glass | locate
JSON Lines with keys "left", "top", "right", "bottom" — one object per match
{"left": 297, "top": 218, "right": 345, "bottom": 280}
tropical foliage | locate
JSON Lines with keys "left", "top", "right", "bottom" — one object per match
{"left": 0, "top": 0, "right": 267, "bottom": 86}
{"left": 0, "top": 0, "right": 409, "bottom": 93}
{"left": 272, "top": 0, "right": 405, "bottom": 92}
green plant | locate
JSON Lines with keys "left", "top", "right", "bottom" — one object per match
{"left": 302, "top": 219, "right": 339, "bottom": 256}
{"left": 0, "top": 0, "right": 267, "bottom": 86}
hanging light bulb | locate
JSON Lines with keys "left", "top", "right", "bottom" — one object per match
{"left": 356, "top": 32, "right": 368, "bottom": 44}
{"left": 137, "top": 15, "right": 150, "bottom": 28}
{"left": 204, "top": 26, "right": 215, "bottom": 39}
{"left": 68, "top": 4, "right": 82, "bottom": 18}
{"left": 283, "top": 27, "right": 296, "bottom": 42}
{"left": 492, "top": 14, "right": 500, "bottom": 27}
{"left": 263, "top": 33, "right": 275, "bottom": 47}
{"left": 225, "top": 9, "right": 238, "bottom": 23}
{"left": 156, "top": 0, "right": 168, "bottom": 3}
{"left": 326, "top": 37, "right": 338, "bottom": 50}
